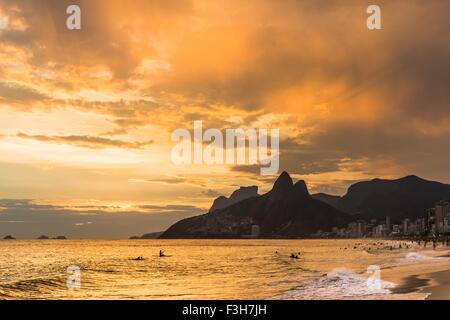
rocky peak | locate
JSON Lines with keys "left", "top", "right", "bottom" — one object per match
{"left": 294, "top": 180, "right": 310, "bottom": 198}
{"left": 271, "top": 171, "right": 294, "bottom": 193}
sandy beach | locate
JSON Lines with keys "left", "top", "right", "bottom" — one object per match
{"left": 424, "top": 269, "right": 450, "bottom": 300}
{"left": 381, "top": 248, "right": 450, "bottom": 300}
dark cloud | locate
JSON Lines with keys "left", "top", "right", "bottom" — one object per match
{"left": 153, "top": 1, "right": 450, "bottom": 115}
{"left": 232, "top": 165, "right": 263, "bottom": 176}
{"left": 231, "top": 137, "right": 340, "bottom": 176}
{"left": 0, "top": 0, "right": 194, "bottom": 77}
{"left": 16, "top": 132, "right": 154, "bottom": 149}
{"left": 233, "top": 119, "right": 450, "bottom": 190}
{"left": 138, "top": 204, "right": 200, "bottom": 212}
{"left": 0, "top": 81, "right": 49, "bottom": 103}
{"left": 201, "top": 189, "right": 220, "bottom": 198}
{"left": 140, "top": 177, "right": 187, "bottom": 185}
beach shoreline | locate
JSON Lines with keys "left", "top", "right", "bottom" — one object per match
{"left": 424, "top": 269, "right": 450, "bottom": 300}
{"left": 380, "top": 248, "right": 450, "bottom": 300}
{"left": 391, "top": 268, "right": 450, "bottom": 300}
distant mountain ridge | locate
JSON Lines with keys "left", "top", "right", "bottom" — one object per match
{"left": 160, "top": 172, "right": 351, "bottom": 239}
{"left": 209, "top": 186, "right": 258, "bottom": 213}
{"left": 312, "top": 175, "right": 450, "bottom": 220}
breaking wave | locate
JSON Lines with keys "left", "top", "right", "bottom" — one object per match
{"left": 277, "top": 268, "right": 396, "bottom": 300}
{"left": 403, "top": 252, "right": 435, "bottom": 261}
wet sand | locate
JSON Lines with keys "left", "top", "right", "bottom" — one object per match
{"left": 391, "top": 275, "right": 430, "bottom": 294}
{"left": 382, "top": 249, "right": 450, "bottom": 300}
{"left": 425, "top": 269, "right": 450, "bottom": 300}
{"left": 390, "top": 269, "right": 450, "bottom": 300}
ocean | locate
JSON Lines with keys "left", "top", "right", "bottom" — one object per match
{"left": 0, "top": 239, "right": 437, "bottom": 300}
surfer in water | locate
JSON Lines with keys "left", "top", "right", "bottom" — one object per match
{"left": 159, "top": 250, "right": 165, "bottom": 257}
{"left": 133, "top": 256, "right": 144, "bottom": 261}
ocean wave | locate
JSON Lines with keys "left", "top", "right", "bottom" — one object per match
{"left": 389, "top": 251, "right": 447, "bottom": 265}
{"left": 402, "top": 252, "right": 435, "bottom": 261}
{"left": 0, "top": 276, "right": 66, "bottom": 297}
{"left": 277, "top": 268, "right": 396, "bottom": 300}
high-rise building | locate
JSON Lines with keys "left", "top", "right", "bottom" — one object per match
{"left": 415, "top": 218, "right": 426, "bottom": 234}
{"left": 403, "top": 219, "right": 410, "bottom": 234}
{"left": 435, "top": 201, "right": 450, "bottom": 233}
{"left": 357, "top": 221, "right": 365, "bottom": 238}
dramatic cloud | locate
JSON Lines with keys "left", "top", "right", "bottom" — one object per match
{"left": 129, "top": 176, "right": 188, "bottom": 185}
{"left": 0, "top": 0, "right": 449, "bottom": 236}
{"left": 201, "top": 189, "right": 220, "bottom": 198}
{"left": 16, "top": 132, "right": 154, "bottom": 149}
{"left": 0, "top": 81, "right": 49, "bottom": 103}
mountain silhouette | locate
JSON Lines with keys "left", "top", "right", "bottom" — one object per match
{"left": 312, "top": 175, "right": 450, "bottom": 220}
{"left": 160, "top": 172, "right": 350, "bottom": 239}
{"left": 209, "top": 186, "right": 258, "bottom": 213}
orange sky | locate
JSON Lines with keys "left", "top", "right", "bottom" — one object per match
{"left": 0, "top": 0, "right": 449, "bottom": 238}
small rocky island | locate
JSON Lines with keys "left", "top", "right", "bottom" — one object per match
{"left": 37, "top": 235, "right": 67, "bottom": 240}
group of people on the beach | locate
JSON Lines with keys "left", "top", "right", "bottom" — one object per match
{"left": 340, "top": 236, "right": 450, "bottom": 253}
{"left": 415, "top": 236, "right": 449, "bottom": 250}
{"left": 340, "top": 241, "right": 413, "bottom": 252}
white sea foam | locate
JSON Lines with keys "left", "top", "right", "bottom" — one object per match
{"left": 393, "top": 251, "right": 449, "bottom": 264}
{"left": 403, "top": 252, "right": 434, "bottom": 261}
{"left": 278, "top": 268, "right": 396, "bottom": 300}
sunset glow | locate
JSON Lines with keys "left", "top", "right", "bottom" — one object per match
{"left": 1, "top": 0, "right": 449, "bottom": 238}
